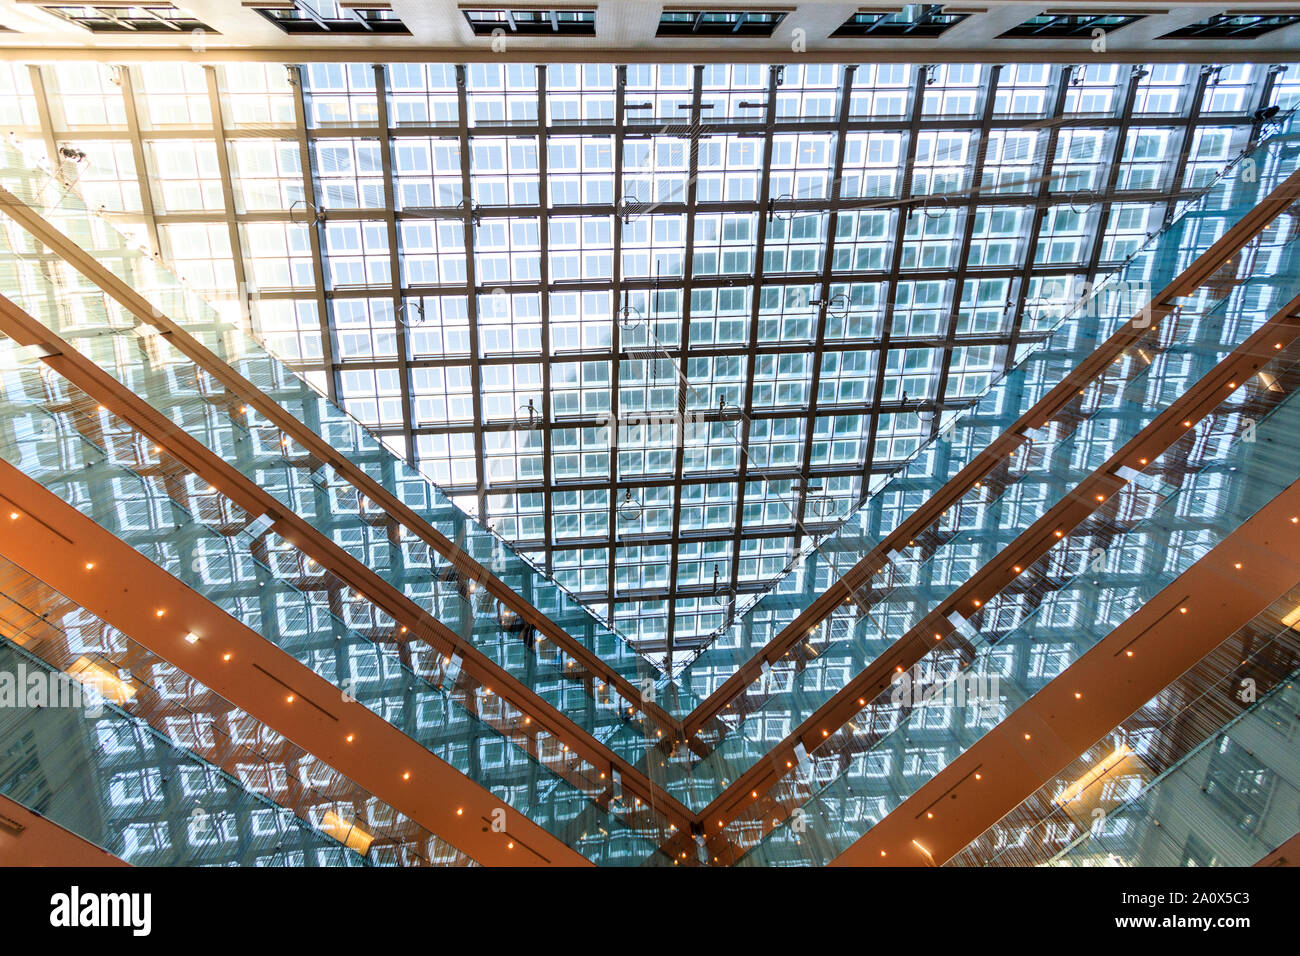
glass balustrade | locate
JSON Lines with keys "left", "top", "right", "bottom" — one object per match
{"left": 0, "top": 141, "right": 702, "bottom": 760}
{"left": 1048, "top": 675, "right": 1300, "bottom": 867}
{"left": 950, "top": 591, "right": 1300, "bottom": 868}
{"left": 0, "top": 636, "right": 366, "bottom": 867}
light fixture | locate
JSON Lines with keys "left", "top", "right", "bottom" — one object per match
{"left": 1053, "top": 744, "right": 1133, "bottom": 807}
{"left": 320, "top": 811, "right": 374, "bottom": 855}
{"left": 183, "top": 633, "right": 199, "bottom": 645}
{"left": 84, "top": 562, "right": 95, "bottom": 571}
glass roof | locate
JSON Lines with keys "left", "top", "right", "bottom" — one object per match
{"left": 5, "top": 58, "right": 1299, "bottom": 671}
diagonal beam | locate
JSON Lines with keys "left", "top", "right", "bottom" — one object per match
{"left": 700, "top": 289, "right": 1300, "bottom": 860}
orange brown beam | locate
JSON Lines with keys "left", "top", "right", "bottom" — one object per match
{"left": 0, "top": 457, "right": 590, "bottom": 866}
{"left": 1257, "top": 832, "right": 1300, "bottom": 867}
{"left": 0, "top": 794, "right": 128, "bottom": 867}
{"left": 832, "top": 469, "right": 1300, "bottom": 866}
{"left": 680, "top": 166, "right": 1300, "bottom": 741}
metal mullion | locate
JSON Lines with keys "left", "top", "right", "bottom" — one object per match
{"left": 374, "top": 64, "right": 416, "bottom": 465}
{"left": 927, "top": 65, "right": 1001, "bottom": 443}
{"left": 1160, "top": 67, "right": 1211, "bottom": 231}
{"left": 290, "top": 65, "right": 342, "bottom": 405}
{"left": 858, "top": 65, "right": 926, "bottom": 507}
{"left": 1079, "top": 66, "right": 1145, "bottom": 307}
{"left": 662, "top": 65, "right": 704, "bottom": 673}
{"left": 203, "top": 65, "right": 253, "bottom": 331}
{"left": 538, "top": 66, "right": 556, "bottom": 581}
{"left": 365, "top": 113, "right": 1257, "bottom": 143}
{"left": 114, "top": 65, "right": 163, "bottom": 258}
{"left": 725, "top": 65, "right": 780, "bottom": 614}
{"left": 26, "top": 66, "right": 60, "bottom": 179}
{"left": 1001, "top": 65, "right": 1074, "bottom": 378}
{"left": 291, "top": 0, "right": 333, "bottom": 30}
{"left": 606, "top": 65, "right": 625, "bottom": 621}
{"left": 456, "top": 65, "right": 489, "bottom": 522}
{"left": 791, "top": 66, "right": 856, "bottom": 542}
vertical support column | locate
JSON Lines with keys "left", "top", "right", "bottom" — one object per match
{"left": 538, "top": 66, "right": 555, "bottom": 582}
{"left": 374, "top": 63, "right": 416, "bottom": 465}
{"left": 662, "top": 64, "right": 705, "bottom": 672}
{"left": 1001, "top": 63, "right": 1074, "bottom": 376}
{"left": 860, "top": 64, "right": 927, "bottom": 506}
{"left": 725, "top": 65, "right": 781, "bottom": 626}
{"left": 203, "top": 65, "right": 253, "bottom": 330}
{"left": 792, "top": 65, "right": 857, "bottom": 543}
{"left": 116, "top": 64, "right": 163, "bottom": 258}
{"left": 928, "top": 64, "right": 1001, "bottom": 440}
{"left": 289, "top": 65, "right": 342, "bottom": 405}
{"left": 605, "top": 64, "right": 625, "bottom": 625}
{"left": 456, "top": 65, "right": 489, "bottom": 522}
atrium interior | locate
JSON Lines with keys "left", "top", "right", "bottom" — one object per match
{"left": 0, "top": 0, "right": 1298, "bottom": 873}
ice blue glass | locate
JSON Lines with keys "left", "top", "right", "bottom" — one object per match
{"left": 680, "top": 219, "right": 1300, "bottom": 803}
{"left": 0, "top": 558, "right": 474, "bottom": 866}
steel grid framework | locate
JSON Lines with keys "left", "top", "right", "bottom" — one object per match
{"left": 12, "top": 57, "right": 1294, "bottom": 673}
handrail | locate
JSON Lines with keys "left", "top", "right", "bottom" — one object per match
{"left": 832, "top": 467, "right": 1300, "bottom": 866}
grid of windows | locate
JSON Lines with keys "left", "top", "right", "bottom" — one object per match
{"left": 39, "top": 3, "right": 212, "bottom": 32}
{"left": 463, "top": 8, "right": 596, "bottom": 35}
{"left": 657, "top": 10, "right": 786, "bottom": 37}
{"left": 15, "top": 58, "right": 1299, "bottom": 668}
{"left": 253, "top": 1, "right": 410, "bottom": 34}
{"left": 830, "top": 5, "right": 968, "bottom": 38}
